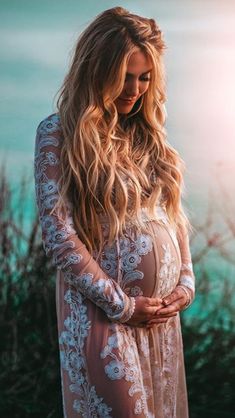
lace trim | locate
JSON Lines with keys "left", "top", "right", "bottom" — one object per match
{"left": 178, "top": 274, "right": 195, "bottom": 292}
{"left": 118, "top": 297, "right": 136, "bottom": 323}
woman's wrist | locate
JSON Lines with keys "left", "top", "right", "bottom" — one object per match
{"left": 119, "top": 297, "right": 136, "bottom": 323}
{"left": 177, "top": 285, "right": 192, "bottom": 310}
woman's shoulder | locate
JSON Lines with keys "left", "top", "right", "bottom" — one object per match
{"left": 36, "top": 112, "right": 61, "bottom": 136}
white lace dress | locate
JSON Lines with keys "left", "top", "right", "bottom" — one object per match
{"left": 34, "top": 113, "right": 195, "bottom": 418}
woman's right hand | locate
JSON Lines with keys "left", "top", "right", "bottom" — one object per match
{"left": 126, "top": 296, "right": 166, "bottom": 327}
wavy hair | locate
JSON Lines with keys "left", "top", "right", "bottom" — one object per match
{"left": 55, "top": 6, "right": 192, "bottom": 252}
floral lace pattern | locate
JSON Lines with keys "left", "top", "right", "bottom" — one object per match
{"left": 35, "top": 113, "right": 195, "bottom": 418}
{"left": 34, "top": 113, "right": 134, "bottom": 322}
{"left": 100, "top": 324, "right": 151, "bottom": 417}
{"left": 178, "top": 262, "right": 195, "bottom": 293}
{"left": 158, "top": 243, "right": 179, "bottom": 298}
{"left": 59, "top": 288, "right": 112, "bottom": 417}
{"left": 101, "top": 233, "right": 153, "bottom": 297}
{"left": 159, "top": 317, "right": 179, "bottom": 418}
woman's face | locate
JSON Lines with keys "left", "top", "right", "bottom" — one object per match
{"left": 115, "top": 49, "right": 152, "bottom": 114}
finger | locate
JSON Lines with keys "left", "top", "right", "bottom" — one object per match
{"left": 146, "top": 304, "right": 164, "bottom": 317}
{"left": 162, "top": 292, "right": 185, "bottom": 306}
{"left": 149, "top": 313, "right": 177, "bottom": 322}
{"left": 156, "top": 302, "right": 181, "bottom": 315}
{"left": 154, "top": 312, "right": 177, "bottom": 319}
{"left": 162, "top": 293, "right": 181, "bottom": 306}
{"left": 147, "top": 297, "right": 163, "bottom": 306}
{"left": 157, "top": 307, "right": 178, "bottom": 316}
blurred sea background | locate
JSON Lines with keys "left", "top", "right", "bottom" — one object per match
{"left": 0, "top": 0, "right": 235, "bottom": 417}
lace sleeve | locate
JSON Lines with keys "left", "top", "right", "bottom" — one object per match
{"left": 34, "top": 113, "right": 135, "bottom": 322}
{"left": 176, "top": 223, "right": 196, "bottom": 307}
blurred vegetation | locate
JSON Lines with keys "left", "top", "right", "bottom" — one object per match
{"left": 0, "top": 168, "right": 234, "bottom": 418}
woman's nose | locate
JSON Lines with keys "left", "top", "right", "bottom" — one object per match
{"left": 126, "top": 79, "right": 139, "bottom": 97}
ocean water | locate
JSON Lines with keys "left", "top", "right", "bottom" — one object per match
{"left": 1, "top": 0, "right": 235, "bottom": 318}
{"left": 1, "top": 0, "right": 235, "bottom": 193}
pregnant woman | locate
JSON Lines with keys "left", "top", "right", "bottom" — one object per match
{"left": 34, "top": 7, "right": 195, "bottom": 418}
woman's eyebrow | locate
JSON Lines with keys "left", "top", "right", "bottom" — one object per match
{"left": 126, "top": 69, "right": 152, "bottom": 77}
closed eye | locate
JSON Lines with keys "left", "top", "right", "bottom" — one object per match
{"left": 125, "top": 71, "right": 152, "bottom": 83}
{"left": 139, "top": 76, "right": 151, "bottom": 82}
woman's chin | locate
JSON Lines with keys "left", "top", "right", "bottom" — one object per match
{"left": 116, "top": 104, "right": 135, "bottom": 114}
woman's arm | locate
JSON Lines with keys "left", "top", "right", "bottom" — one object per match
{"left": 34, "top": 113, "right": 135, "bottom": 322}
{"left": 175, "top": 222, "right": 195, "bottom": 308}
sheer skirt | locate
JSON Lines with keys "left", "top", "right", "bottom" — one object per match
{"left": 56, "top": 219, "right": 189, "bottom": 418}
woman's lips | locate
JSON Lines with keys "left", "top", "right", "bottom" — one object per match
{"left": 118, "top": 97, "right": 137, "bottom": 104}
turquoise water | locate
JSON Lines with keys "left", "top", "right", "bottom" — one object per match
{"left": 1, "top": 0, "right": 235, "bottom": 320}
{"left": 1, "top": 0, "right": 235, "bottom": 192}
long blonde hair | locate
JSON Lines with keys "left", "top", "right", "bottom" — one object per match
{"left": 56, "top": 6, "right": 191, "bottom": 252}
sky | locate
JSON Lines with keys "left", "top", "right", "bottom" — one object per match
{"left": 0, "top": 0, "right": 235, "bottom": 215}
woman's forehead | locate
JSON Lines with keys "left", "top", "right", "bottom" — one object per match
{"left": 126, "top": 49, "right": 152, "bottom": 75}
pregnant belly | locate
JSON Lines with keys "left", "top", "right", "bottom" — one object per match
{"left": 99, "top": 220, "right": 181, "bottom": 299}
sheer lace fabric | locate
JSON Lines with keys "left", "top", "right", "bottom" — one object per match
{"left": 34, "top": 113, "right": 195, "bottom": 418}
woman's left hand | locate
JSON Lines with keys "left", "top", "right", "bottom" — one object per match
{"left": 145, "top": 286, "right": 189, "bottom": 328}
